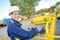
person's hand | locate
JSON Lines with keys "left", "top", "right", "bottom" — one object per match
{"left": 35, "top": 25, "right": 44, "bottom": 32}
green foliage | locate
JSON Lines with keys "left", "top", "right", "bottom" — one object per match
{"left": 35, "top": 8, "right": 49, "bottom": 14}
{"left": 10, "top": 0, "right": 40, "bottom": 16}
{"left": 56, "top": 2, "right": 60, "bottom": 6}
{"left": 50, "top": 6, "right": 56, "bottom": 9}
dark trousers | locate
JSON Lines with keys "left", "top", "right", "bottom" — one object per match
{"left": 11, "top": 37, "right": 15, "bottom": 40}
{"left": 11, "top": 37, "right": 21, "bottom": 40}
{"left": 11, "top": 37, "right": 28, "bottom": 40}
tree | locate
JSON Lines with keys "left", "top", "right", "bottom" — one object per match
{"left": 10, "top": 0, "right": 40, "bottom": 16}
{"left": 35, "top": 8, "right": 49, "bottom": 14}
{"left": 56, "top": 2, "right": 60, "bottom": 6}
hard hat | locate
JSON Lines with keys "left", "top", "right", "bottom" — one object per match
{"left": 9, "top": 6, "right": 19, "bottom": 14}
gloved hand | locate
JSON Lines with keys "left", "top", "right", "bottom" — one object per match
{"left": 34, "top": 25, "right": 44, "bottom": 32}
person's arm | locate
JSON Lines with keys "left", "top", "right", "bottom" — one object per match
{"left": 9, "top": 23, "right": 39, "bottom": 39}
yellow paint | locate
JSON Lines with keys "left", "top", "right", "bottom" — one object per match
{"left": 32, "top": 14, "right": 60, "bottom": 40}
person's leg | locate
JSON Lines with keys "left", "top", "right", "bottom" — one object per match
{"left": 20, "top": 39, "right": 29, "bottom": 40}
{"left": 11, "top": 37, "right": 15, "bottom": 40}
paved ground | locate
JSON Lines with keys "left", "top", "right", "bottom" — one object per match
{"left": 55, "top": 19, "right": 60, "bottom": 35}
{"left": 0, "top": 26, "right": 7, "bottom": 38}
{"left": 55, "top": 19, "right": 60, "bottom": 40}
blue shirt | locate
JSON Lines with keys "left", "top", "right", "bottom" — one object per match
{"left": 7, "top": 19, "right": 39, "bottom": 40}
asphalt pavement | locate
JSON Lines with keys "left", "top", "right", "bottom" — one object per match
{"left": 0, "top": 26, "right": 7, "bottom": 38}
